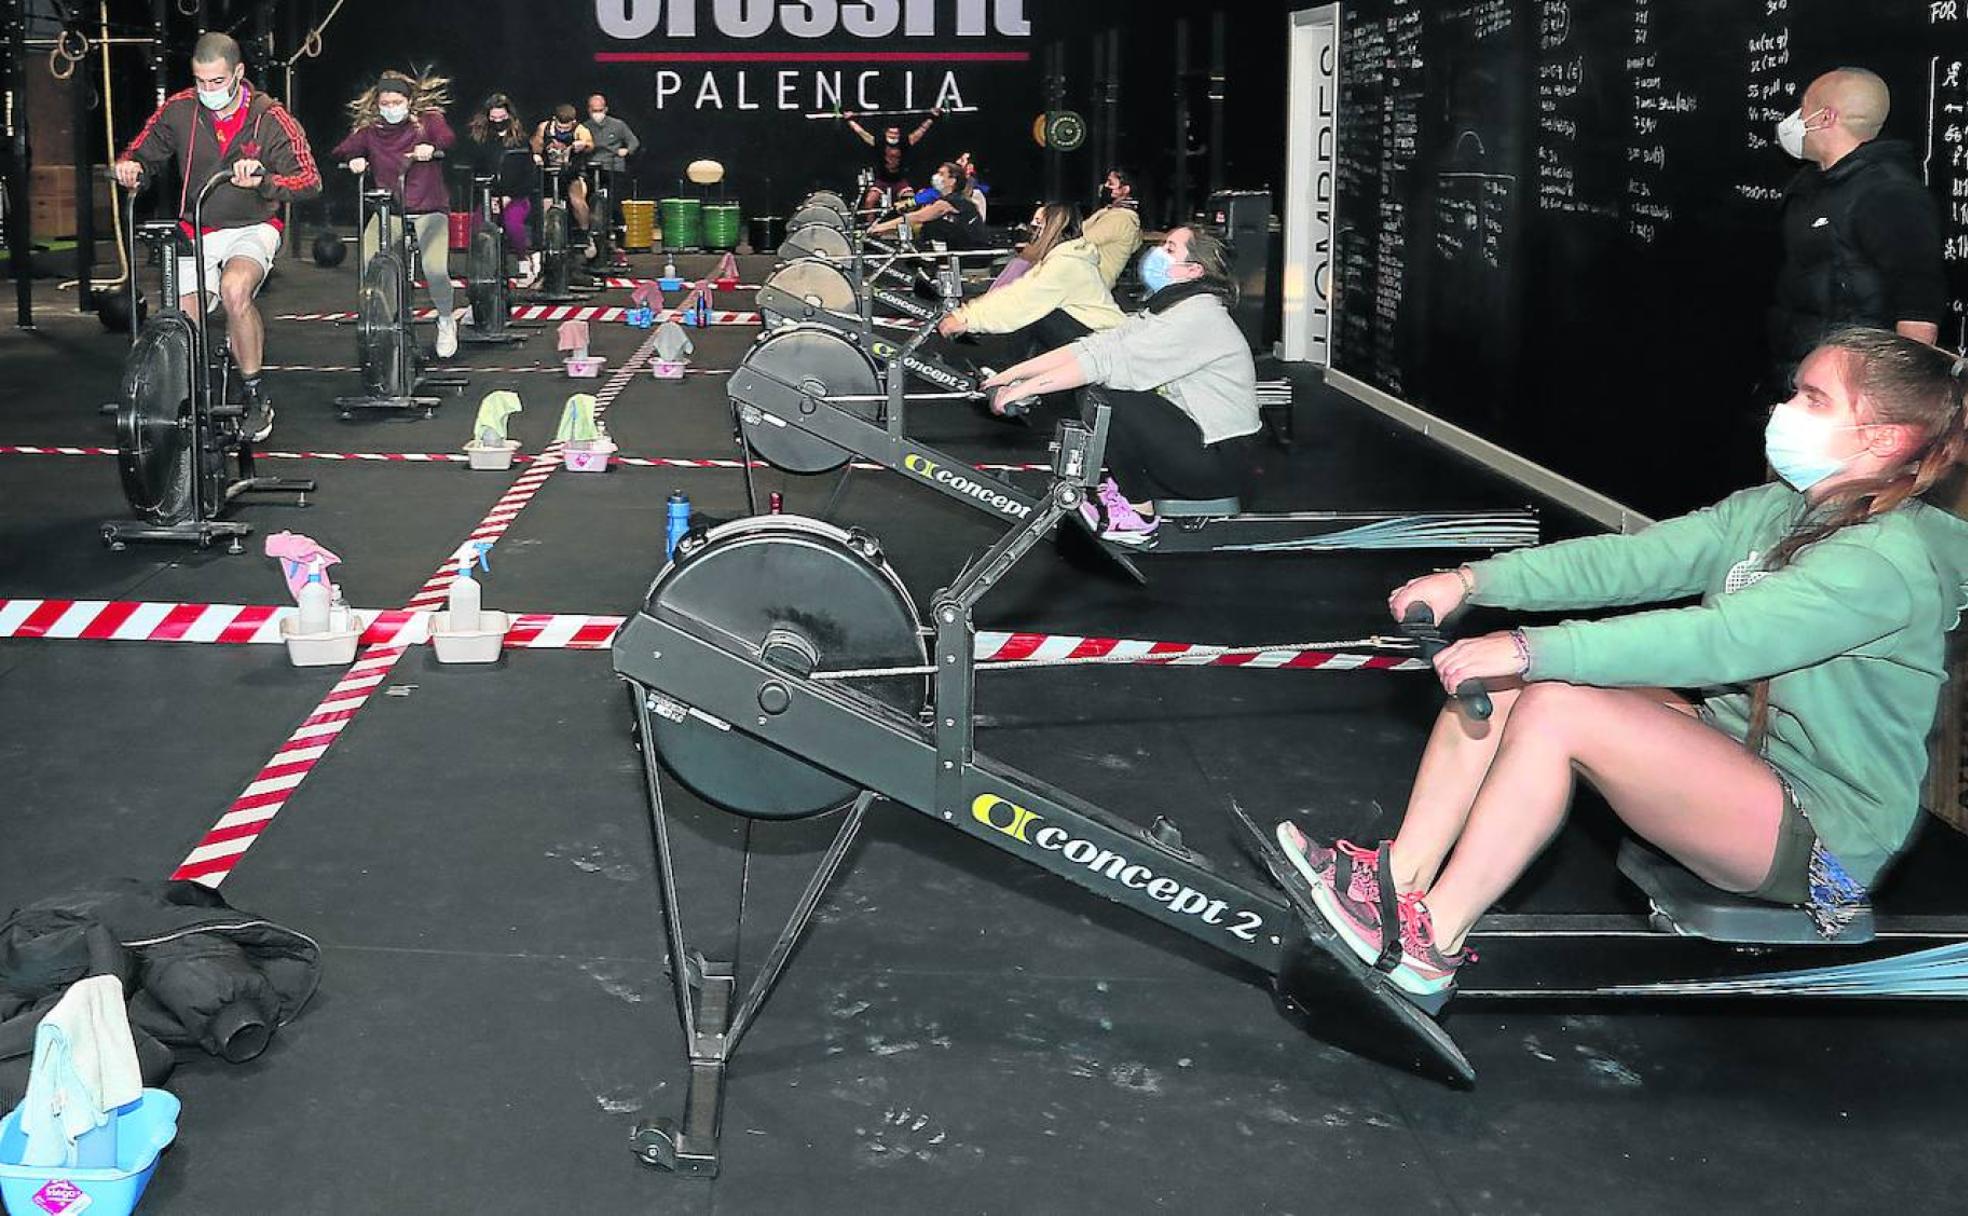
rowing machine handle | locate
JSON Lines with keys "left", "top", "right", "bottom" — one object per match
{"left": 1399, "top": 604, "right": 1494, "bottom": 721}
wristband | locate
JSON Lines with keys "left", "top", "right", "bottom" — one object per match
{"left": 1508, "top": 628, "right": 1532, "bottom": 677}
{"left": 1454, "top": 566, "right": 1477, "bottom": 596}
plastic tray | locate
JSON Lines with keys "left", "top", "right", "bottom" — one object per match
{"left": 280, "top": 614, "right": 365, "bottom": 667}
{"left": 465, "top": 439, "right": 521, "bottom": 470}
{"left": 652, "top": 359, "right": 688, "bottom": 380}
{"left": 564, "top": 355, "right": 606, "bottom": 378}
{"left": 563, "top": 441, "right": 616, "bottom": 473}
{"left": 429, "top": 609, "right": 511, "bottom": 664}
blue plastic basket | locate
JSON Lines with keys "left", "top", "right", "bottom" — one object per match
{"left": 0, "top": 1090, "right": 180, "bottom": 1216}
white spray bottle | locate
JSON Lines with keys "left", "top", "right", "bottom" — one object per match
{"left": 297, "top": 559, "right": 332, "bottom": 635}
{"left": 446, "top": 541, "right": 493, "bottom": 632}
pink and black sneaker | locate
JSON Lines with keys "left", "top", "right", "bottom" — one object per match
{"left": 1276, "top": 823, "right": 1389, "bottom": 906}
{"left": 1306, "top": 866, "right": 1470, "bottom": 1012}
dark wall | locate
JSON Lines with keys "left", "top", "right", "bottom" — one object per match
{"left": 1331, "top": 0, "right": 1968, "bottom": 520}
{"left": 216, "top": 0, "right": 1302, "bottom": 227}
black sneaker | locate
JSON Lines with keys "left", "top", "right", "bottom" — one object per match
{"left": 240, "top": 379, "right": 274, "bottom": 444}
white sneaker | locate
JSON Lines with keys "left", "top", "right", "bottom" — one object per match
{"left": 515, "top": 253, "right": 542, "bottom": 289}
{"left": 435, "top": 315, "right": 458, "bottom": 359}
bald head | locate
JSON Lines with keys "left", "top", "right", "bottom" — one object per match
{"left": 1806, "top": 68, "right": 1890, "bottom": 141}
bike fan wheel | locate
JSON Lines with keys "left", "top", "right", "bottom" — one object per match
{"left": 542, "top": 206, "right": 572, "bottom": 297}
{"left": 468, "top": 229, "right": 502, "bottom": 331}
{"left": 732, "top": 325, "right": 883, "bottom": 474}
{"left": 115, "top": 319, "right": 196, "bottom": 524}
{"left": 635, "top": 515, "right": 927, "bottom": 820}
{"left": 357, "top": 254, "right": 406, "bottom": 398}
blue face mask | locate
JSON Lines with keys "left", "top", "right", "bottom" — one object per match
{"left": 1764, "top": 402, "right": 1861, "bottom": 492}
{"left": 1139, "top": 246, "right": 1183, "bottom": 295}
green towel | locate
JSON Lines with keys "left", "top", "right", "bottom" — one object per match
{"left": 473, "top": 391, "right": 523, "bottom": 446}
{"left": 556, "top": 393, "right": 602, "bottom": 443}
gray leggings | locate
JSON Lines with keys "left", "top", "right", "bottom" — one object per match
{"left": 361, "top": 211, "right": 454, "bottom": 317}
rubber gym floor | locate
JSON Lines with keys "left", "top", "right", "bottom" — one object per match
{"left": 4, "top": 250, "right": 1967, "bottom": 1214}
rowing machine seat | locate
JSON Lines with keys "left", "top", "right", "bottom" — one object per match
{"left": 1152, "top": 497, "right": 1241, "bottom": 519}
{"left": 1615, "top": 840, "right": 1874, "bottom": 946}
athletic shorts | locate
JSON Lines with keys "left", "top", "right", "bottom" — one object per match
{"left": 176, "top": 222, "right": 280, "bottom": 311}
{"left": 1747, "top": 769, "right": 1816, "bottom": 904}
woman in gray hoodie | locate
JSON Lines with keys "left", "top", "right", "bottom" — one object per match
{"left": 981, "top": 227, "right": 1262, "bottom": 543}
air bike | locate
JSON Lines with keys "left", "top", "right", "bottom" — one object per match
{"left": 335, "top": 154, "right": 469, "bottom": 419}
{"left": 612, "top": 411, "right": 1968, "bottom": 1176}
{"left": 527, "top": 160, "right": 599, "bottom": 304}
{"left": 100, "top": 171, "right": 315, "bottom": 552}
{"left": 459, "top": 170, "right": 529, "bottom": 347}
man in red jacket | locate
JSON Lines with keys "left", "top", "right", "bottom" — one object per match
{"left": 113, "top": 32, "right": 320, "bottom": 440}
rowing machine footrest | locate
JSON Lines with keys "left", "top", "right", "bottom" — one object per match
{"left": 1614, "top": 840, "right": 1874, "bottom": 946}
{"left": 1152, "top": 496, "right": 1240, "bottom": 519}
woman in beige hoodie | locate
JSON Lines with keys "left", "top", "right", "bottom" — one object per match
{"left": 938, "top": 203, "right": 1125, "bottom": 352}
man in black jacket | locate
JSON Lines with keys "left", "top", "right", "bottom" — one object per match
{"left": 1770, "top": 67, "right": 1946, "bottom": 385}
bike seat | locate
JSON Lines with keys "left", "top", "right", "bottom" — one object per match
{"left": 1152, "top": 497, "right": 1241, "bottom": 519}
{"left": 1615, "top": 839, "right": 1873, "bottom": 945}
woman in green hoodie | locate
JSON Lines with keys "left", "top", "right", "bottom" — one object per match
{"left": 1278, "top": 328, "right": 1968, "bottom": 1010}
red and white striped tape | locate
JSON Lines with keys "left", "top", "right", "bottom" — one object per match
{"left": 416, "top": 277, "right": 763, "bottom": 292}
{"left": 0, "top": 445, "right": 1054, "bottom": 473}
{"left": 1, "top": 600, "right": 1419, "bottom": 672}
{"left": 276, "top": 305, "right": 762, "bottom": 326}
{"left": 169, "top": 329, "right": 665, "bottom": 887}
{"left": 0, "top": 600, "right": 620, "bottom": 648}
{"left": 257, "top": 364, "right": 731, "bottom": 376}
{"left": 170, "top": 643, "right": 411, "bottom": 883}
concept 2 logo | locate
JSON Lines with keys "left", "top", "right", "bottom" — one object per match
{"left": 970, "top": 794, "right": 1268, "bottom": 943}
{"left": 901, "top": 454, "right": 1029, "bottom": 518}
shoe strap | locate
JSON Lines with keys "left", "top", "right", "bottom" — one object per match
{"left": 1371, "top": 842, "right": 1402, "bottom": 974}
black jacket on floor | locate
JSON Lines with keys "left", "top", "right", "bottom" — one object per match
{"left": 0, "top": 879, "right": 322, "bottom": 1107}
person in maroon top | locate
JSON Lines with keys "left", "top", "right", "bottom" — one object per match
{"left": 114, "top": 32, "right": 320, "bottom": 440}
{"left": 332, "top": 70, "right": 460, "bottom": 357}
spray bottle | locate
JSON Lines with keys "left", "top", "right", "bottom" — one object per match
{"left": 666, "top": 490, "right": 692, "bottom": 560}
{"left": 447, "top": 541, "right": 494, "bottom": 631}
{"left": 297, "top": 560, "right": 332, "bottom": 635}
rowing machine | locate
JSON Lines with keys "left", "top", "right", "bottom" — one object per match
{"left": 101, "top": 172, "right": 316, "bottom": 552}
{"left": 754, "top": 255, "right": 979, "bottom": 395}
{"left": 613, "top": 418, "right": 1968, "bottom": 1176}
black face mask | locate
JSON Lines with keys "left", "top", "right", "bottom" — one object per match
{"left": 1098, "top": 186, "right": 1115, "bottom": 206}
{"left": 1010, "top": 223, "right": 1035, "bottom": 243}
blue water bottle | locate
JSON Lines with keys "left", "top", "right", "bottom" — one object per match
{"left": 666, "top": 490, "right": 692, "bottom": 559}
{"left": 666, "top": 490, "right": 692, "bottom": 560}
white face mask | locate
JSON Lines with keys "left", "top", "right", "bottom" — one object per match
{"left": 1776, "top": 107, "right": 1824, "bottom": 160}
{"left": 379, "top": 102, "right": 409, "bottom": 125}
{"left": 197, "top": 77, "right": 235, "bottom": 111}
{"left": 589, "top": 110, "right": 606, "bottom": 123}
